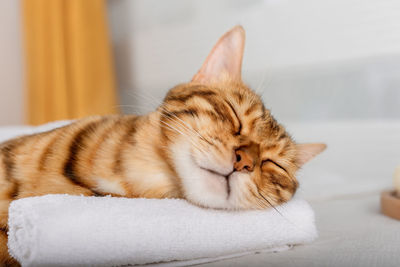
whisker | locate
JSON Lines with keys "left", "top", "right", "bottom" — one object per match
{"left": 160, "top": 122, "right": 207, "bottom": 154}
{"left": 158, "top": 110, "right": 211, "bottom": 155}
{"left": 158, "top": 105, "right": 209, "bottom": 143}
{"left": 118, "top": 90, "right": 212, "bottom": 148}
{"left": 160, "top": 110, "right": 206, "bottom": 142}
{"left": 257, "top": 191, "right": 285, "bottom": 217}
{"left": 127, "top": 90, "right": 163, "bottom": 107}
{"left": 133, "top": 91, "right": 209, "bottom": 143}
{"left": 257, "top": 190, "right": 318, "bottom": 237}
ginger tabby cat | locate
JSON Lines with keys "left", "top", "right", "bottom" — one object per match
{"left": 0, "top": 26, "right": 326, "bottom": 266}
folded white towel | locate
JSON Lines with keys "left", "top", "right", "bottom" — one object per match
{"left": 8, "top": 194, "right": 317, "bottom": 267}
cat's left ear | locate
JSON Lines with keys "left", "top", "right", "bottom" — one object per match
{"left": 295, "top": 143, "right": 327, "bottom": 167}
{"left": 192, "top": 25, "right": 245, "bottom": 84}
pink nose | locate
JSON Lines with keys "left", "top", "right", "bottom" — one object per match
{"left": 234, "top": 149, "right": 254, "bottom": 172}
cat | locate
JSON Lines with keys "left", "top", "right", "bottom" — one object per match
{"left": 0, "top": 25, "right": 326, "bottom": 265}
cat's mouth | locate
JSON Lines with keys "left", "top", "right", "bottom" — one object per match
{"left": 190, "top": 152, "right": 234, "bottom": 177}
{"left": 199, "top": 166, "right": 233, "bottom": 179}
{"left": 189, "top": 152, "right": 235, "bottom": 198}
{"left": 198, "top": 166, "right": 234, "bottom": 197}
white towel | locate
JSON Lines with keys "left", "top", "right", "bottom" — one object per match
{"left": 8, "top": 194, "right": 317, "bottom": 267}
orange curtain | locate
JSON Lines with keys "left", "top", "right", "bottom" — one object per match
{"left": 22, "top": 0, "right": 119, "bottom": 125}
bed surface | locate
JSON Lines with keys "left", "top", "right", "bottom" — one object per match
{"left": 203, "top": 194, "right": 399, "bottom": 267}
{"left": 1, "top": 120, "right": 400, "bottom": 266}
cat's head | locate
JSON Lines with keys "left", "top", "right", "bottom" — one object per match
{"left": 160, "top": 26, "right": 326, "bottom": 210}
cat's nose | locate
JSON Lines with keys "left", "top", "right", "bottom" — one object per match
{"left": 234, "top": 149, "right": 254, "bottom": 172}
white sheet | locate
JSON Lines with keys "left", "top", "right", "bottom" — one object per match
{"left": 201, "top": 193, "right": 400, "bottom": 267}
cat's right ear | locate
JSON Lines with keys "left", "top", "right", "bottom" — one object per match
{"left": 295, "top": 143, "right": 327, "bottom": 167}
{"left": 192, "top": 25, "right": 245, "bottom": 84}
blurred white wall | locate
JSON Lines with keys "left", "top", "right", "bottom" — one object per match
{"left": 108, "top": 0, "right": 400, "bottom": 122}
{"left": 0, "top": 0, "right": 24, "bottom": 125}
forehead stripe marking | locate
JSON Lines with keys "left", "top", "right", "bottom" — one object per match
{"left": 165, "top": 90, "right": 216, "bottom": 103}
{"left": 225, "top": 100, "right": 241, "bottom": 134}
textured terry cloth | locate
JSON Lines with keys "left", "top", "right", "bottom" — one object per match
{"left": 8, "top": 194, "right": 317, "bottom": 267}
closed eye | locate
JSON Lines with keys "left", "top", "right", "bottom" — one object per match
{"left": 261, "top": 159, "right": 287, "bottom": 173}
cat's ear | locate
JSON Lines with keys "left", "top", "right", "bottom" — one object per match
{"left": 295, "top": 143, "right": 327, "bottom": 167}
{"left": 192, "top": 25, "right": 245, "bottom": 84}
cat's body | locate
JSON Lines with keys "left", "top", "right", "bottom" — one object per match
{"left": 0, "top": 26, "right": 325, "bottom": 265}
{"left": 0, "top": 114, "right": 179, "bottom": 201}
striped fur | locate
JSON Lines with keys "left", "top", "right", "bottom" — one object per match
{"left": 0, "top": 26, "right": 325, "bottom": 265}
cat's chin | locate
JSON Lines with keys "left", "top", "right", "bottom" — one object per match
{"left": 170, "top": 141, "right": 233, "bottom": 209}
{"left": 191, "top": 167, "right": 232, "bottom": 208}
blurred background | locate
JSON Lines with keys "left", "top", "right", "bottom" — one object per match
{"left": 1, "top": 0, "right": 400, "bottom": 126}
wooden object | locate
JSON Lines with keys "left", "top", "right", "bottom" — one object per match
{"left": 381, "top": 190, "right": 400, "bottom": 220}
